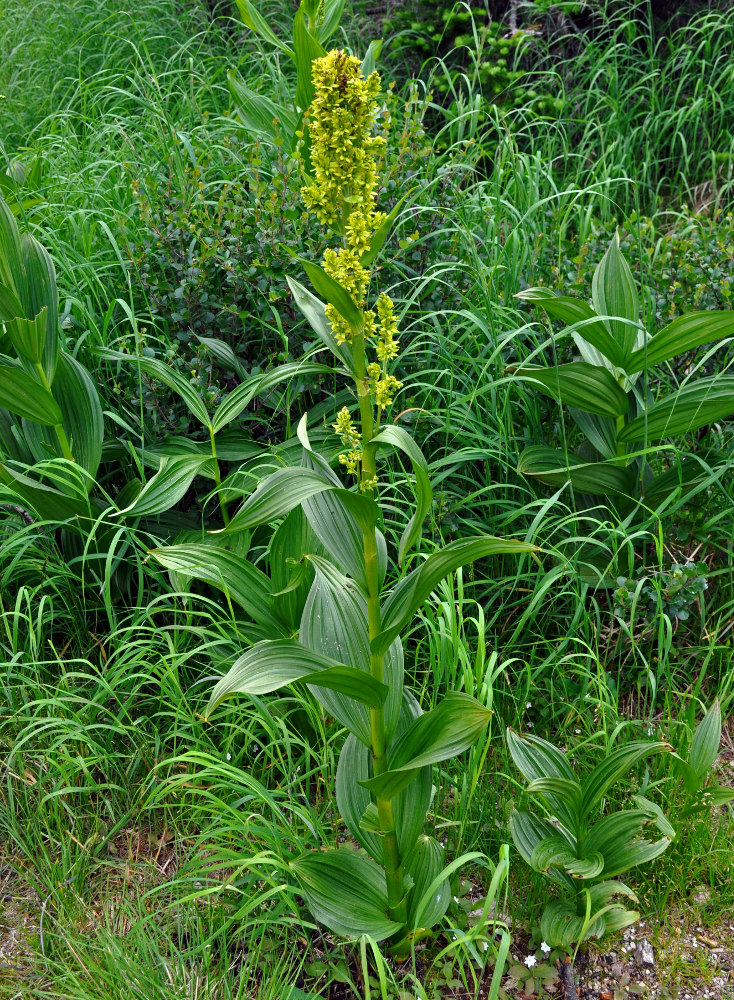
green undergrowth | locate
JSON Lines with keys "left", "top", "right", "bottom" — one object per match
{"left": 0, "top": 0, "right": 733, "bottom": 996}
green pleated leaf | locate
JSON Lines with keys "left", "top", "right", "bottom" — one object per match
{"left": 149, "top": 542, "right": 287, "bottom": 635}
{"left": 204, "top": 638, "right": 387, "bottom": 718}
{"left": 293, "top": 255, "right": 364, "bottom": 336}
{"left": 0, "top": 461, "right": 93, "bottom": 522}
{"left": 688, "top": 700, "right": 722, "bottom": 779}
{"left": 336, "top": 693, "right": 431, "bottom": 862}
{"left": 626, "top": 311, "right": 734, "bottom": 373}
{"left": 642, "top": 454, "right": 721, "bottom": 508}
{"left": 405, "top": 835, "right": 450, "bottom": 930}
{"left": 517, "top": 445, "right": 636, "bottom": 498}
{"left": 227, "top": 70, "right": 299, "bottom": 145}
{"left": 269, "top": 507, "right": 316, "bottom": 633}
{"left": 511, "top": 362, "right": 628, "bottom": 418}
{"left": 0, "top": 363, "right": 61, "bottom": 425}
{"left": 580, "top": 742, "right": 672, "bottom": 816}
{"left": 0, "top": 198, "right": 24, "bottom": 294}
{"left": 22, "top": 351, "right": 103, "bottom": 478}
{"left": 374, "top": 536, "right": 535, "bottom": 655}
{"left": 19, "top": 232, "right": 60, "bottom": 383}
{"left": 286, "top": 277, "right": 354, "bottom": 371}
{"left": 98, "top": 349, "right": 211, "bottom": 429}
{"left": 0, "top": 280, "right": 24, "bottom": 322}
{"left": 591, "top": 232, "right": 640, "bottom": 361}
{"left": 582, "top": 810, "right": 648, "bottom": 859}
{"left": 540, "top": 899, "right": 603, "bottom": 949}
{"left": 632, "top": 795, "right": 677, "bottom": 840}
{"left": 291, "top": 849, "right": 403, "bottom": 940}
{"left": 4, "top": 306, "right": 47, "bottom": 365}
{"left": 318, "top": 0, "right": 346, "bottom": 41}
{"left": 293, "top": 7, "right": 326, "bottom": 111}
{"left": 116, "top": 455, "right": 212, "bottom": 518}
{"left": 359, "top": 692, "right": 491, "bottom": 800}
{"left": 367, "top": 424, "right": 431, "bottom": 564}
{"left": 234, "top": 0, "right": 295, "bottom": 57}
{"left": 618, "top": 376, "right": 734, "bottom": 443}
{"left": 223, "top": 465, "right": 378, "bottom": 536}
{"left": 211, "top": 361, "right": 332, "bottom": 435}
{"left": 526, "top": 777, "right": 583, "bottom": 815}
{"left": 507, "top": 729, "right": 579, "bottom": 835}
{"left": 360, "top": 189, "right": 411, "bottom": 267}
{"left": 515, "top": 287, "right": 627, "bottom": 368}
{"left": 300, "top": 558, "right": 402, "bottom": 745}
{"left": 530, "top": 837, "right": 604, "bottom": 879}
{"left": 601, "top": 832, "right": 672, "bottom": 877}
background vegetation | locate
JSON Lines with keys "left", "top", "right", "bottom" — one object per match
{"left": 0, "top": 0, "right": 732, "bottom": 997}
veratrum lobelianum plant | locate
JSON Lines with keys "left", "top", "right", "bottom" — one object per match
{"left": 507, "top": 728, "right": 675, "bottom": 953}
{"left": 511, "top": 234, "right": 734, "bottom": 510}
{"left": 156, "top": 50, "right": 535, "bottom": 956}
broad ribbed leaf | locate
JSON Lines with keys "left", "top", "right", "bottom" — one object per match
{"left": 601, "top": 833, "right": 671, "bottom": 877}
{"left": 149, "top": 543, "right": 286, "bottom": 635}
{"left": 570, "top": 409, "right": 618, "bottom": 461}
{"left": 0, "top": 462, "right": 92, "bottom": 522}
{"left": 318, "top": 0, "right": 346, "bottom": 41}
{"left": 374, "top": 537, "right": 535, "bottom": 654}
{"left": 582, "top": 810, "right": 650, "bottom": 860}
{"left": 228, "top": 71, "right": 298, "bottom": 144}
{"left": 689, "top": 700, "right": 722, "bottom": 779}
{"left": 367, "top": 424, "right": 431, "bottom": 563}
{"left": 269, "top": 507, "right": 315, "bottom": 632}
{"left": 234, "top": 0, "right": 295, "bottom": 56}
{"left": 405, "top": 835, "right": 450, "bottom": 930}
{"left": 204, "top": 638, "right": 387, "bottom": 717}
{"left": 517, "top": 445, "right": 635, "bottom": 498}
{"left": 99, "top": 350, "right": 210, "bottom": 428}
{"left": 580, "top": 741, "right": 671, "bottom": 815}
{"left": 223, "top": 465, "right": 378, "bottom": 535}
{"left": 286, "top": 277, "right": 354, "bottom": 371}
{"left": 293, "top": 7, "right": 325, "bottom": 111}
{"left": 0, "top": 364, "right": 61, "bottom": 425}
{"left": 336, "top": 693, "right": 431, "bottom": 862}
{"left": 291, "top": 849, "right": 402, "bottom": 940}
{"left": 632, "top": 795, "right": 677, "bottom": 839}
{"left": 4, "top": 306, "right": 47, "bottom": 365}
{"left": 22, "top": 351, "right": 103, "bottom": 477}
{"left": 526, "top": 777, "right": 583, "bottom": 814}
{"left": 540, "top": 899, "right": 603, "bottom": 949}
{"left": 359, "top": 693, "right": 491, "bottom": 799}
{"left": 296, "top": 256, "right": 364, "bottom": 335}
{"left": 211, "top": 361, "right": 332, "bottom": 434}
{"left": 626, "top": 311, "right": 734, "bottom": 373}
{"left": 19, "top": 232, "right": 60, "bottom": 383}
{"left": 515, "top": 288, "right": 626, "bottom": 368}
{"left": 618, "top": 377, "right": 734, "bottom": 443}
{"left": 300, "top": 558, "right": 403, "bottom": 745}
{"left": 0, "top": 281, "right": 23, "bottom": 321}
{"left": 530, "top": 837, "right": 604, "bottom": 879}
{"left": 507, "top": 729, "right": 578, "bottom": 834}
{"left": 512, "top": 362, "right": 628, "bottom": 418}
{"left": 591, "top": 232, "right": 640, "bottom": 360}
{"left": 116, "top": 455, "right": 212, "bottom": 518}
{"left": 360, "top": 190, "right": 410, "bottom": 267}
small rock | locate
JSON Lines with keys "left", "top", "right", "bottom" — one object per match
{"left": 610, "top": 961, "right": 624, "bottom": 977}
{"left": 634, "top": 939, "right": 655, "bottom": 966}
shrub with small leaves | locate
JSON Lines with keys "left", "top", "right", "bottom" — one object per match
{"left": 614, "top": 561, "right": 708, "bottom": 625}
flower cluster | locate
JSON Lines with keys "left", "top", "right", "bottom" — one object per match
{"left": 302, "top": 49, "right": 404, "bottom": 484}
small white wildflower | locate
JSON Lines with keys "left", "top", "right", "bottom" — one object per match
{"left": 525, "top": 954, "right": 537, "bottom": 968}
{"left": 453, "top": 896, "right": 460, "bottom": 903}
{"left": 540, "top": 941, "right": 551, "bottom": 954}
{"left": 482, "top": 941, "right": 489, "bottom": 952}
{"left": 647, "top": 727, "right": 655, "bottom": 736}
{"left": 526, "top": 722, "right": 534, "bottom": 729}
{"left": 575, "top": 729, "right": 581, "bottom": 734}
{"left": 526, "top": 701, "right": 532, "bottom": 709}
{"left": 226, "top": 752, "right": 232, "bottom": 761}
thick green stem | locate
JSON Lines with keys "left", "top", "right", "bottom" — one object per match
{"left": 352, "top": 329, "right": 407, "bottom": 925}
{"left": 209, "top": 427, "right": 230, "bottom": 527}
{"left": 35, "top": 363, "right": 74, "bottom": 462}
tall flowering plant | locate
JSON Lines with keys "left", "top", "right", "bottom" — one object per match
{"left": 156, "top": 46, "right": 535, "bottom": 954}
